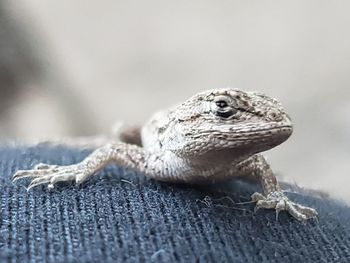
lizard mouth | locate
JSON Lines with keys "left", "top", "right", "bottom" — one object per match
{"left": 243, "top": 125, "right": 293, "bottom": 148}
{"left": 227, "top": 125, "right": 293, "bottom": 150}
{"left": 245, "top": 125, "right": 293, "bottom": 135}
{"left": 231, "top": 124, "right": 293, "bottom": 137}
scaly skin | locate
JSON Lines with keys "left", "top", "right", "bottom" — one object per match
{"left": 12, "top": 88, "right": 318, "bottom": 221}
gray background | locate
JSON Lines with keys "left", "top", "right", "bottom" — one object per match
{"left": 2, "top": 1, "right": 349, "bottom": 202}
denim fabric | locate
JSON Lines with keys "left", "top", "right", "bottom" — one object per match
{"left": 0, "top": 145, "right": 349, "bottom": 263}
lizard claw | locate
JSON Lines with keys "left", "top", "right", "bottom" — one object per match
{"left": 12, "top": 163, "right": 88, "bottom": 190}
{"left": 12, "top": 163, "right": 59, "bottom": 182}
{"left": 251, "top": 191, "right": 318, "bottom": 221}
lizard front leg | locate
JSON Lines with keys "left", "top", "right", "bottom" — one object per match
{"left": 12, "top": 143, "right": 158, "bottom": 190}
{"left": 235, "top": 154, "right": 318, "bottom": 221}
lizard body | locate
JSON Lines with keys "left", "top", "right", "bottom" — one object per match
{"left": 12, "top": 88, "right": 318, "bottom": 221}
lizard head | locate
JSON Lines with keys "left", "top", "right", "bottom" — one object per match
{"left": 173, "top": 88, "right": 293, "bottom": 157}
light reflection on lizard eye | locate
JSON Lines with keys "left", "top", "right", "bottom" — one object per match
{"left": 215, "top": 100, "right": 228, "bottom": 108}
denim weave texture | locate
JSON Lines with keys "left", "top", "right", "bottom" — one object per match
{"left": 0, "top": 145, "right": 349, "bottom": 262}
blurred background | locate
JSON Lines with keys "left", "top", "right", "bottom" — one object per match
{"left": 1, "top": 1, "right": 349, "bottom": 202}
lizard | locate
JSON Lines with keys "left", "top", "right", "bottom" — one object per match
{"left": 12, "top": 88, "right": 318, "bottom": 221}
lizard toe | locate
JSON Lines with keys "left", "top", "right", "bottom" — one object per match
{"left": 34, "top": 163, "right": 59, "bottom": 170}
{"left": 251, "top": 192, "right": 266, "bottom": 202}
{"left": 252, "top": 191, "right": 318, "bottom": 221}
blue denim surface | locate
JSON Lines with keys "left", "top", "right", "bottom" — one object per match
{"left": 0, "top": 145, "right": 349, "bottom": 262}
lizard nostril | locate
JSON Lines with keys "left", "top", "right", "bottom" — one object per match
{"left": 267, "top": 111, "right": 283, "bottom": 122}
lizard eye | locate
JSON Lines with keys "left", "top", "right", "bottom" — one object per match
{"left": 212, "top": 96, "right": 237, "bottom": 118}
{"left": 215, "top": 100, "right": 228, "bottom": 108}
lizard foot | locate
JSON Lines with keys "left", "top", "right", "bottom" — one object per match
{"left": 12, "top": 163, "right": 89, "bottom": 190}
{"left": 251, "top": 191, "right": 318, "bottom": 221}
